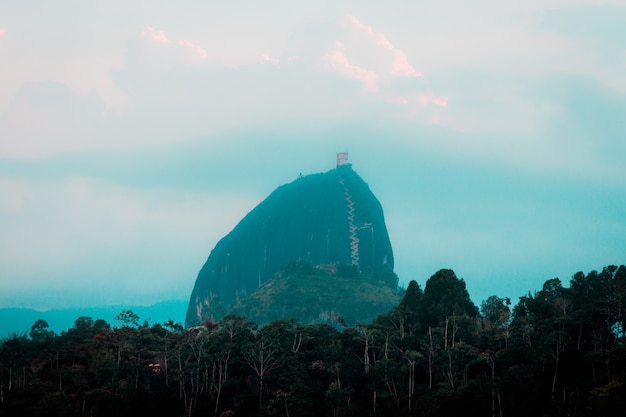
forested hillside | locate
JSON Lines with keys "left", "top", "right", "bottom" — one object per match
{"left": 219, "top": 261, "right": 401, "bottom": 326}
{"left": 2, "top": 265, "right": 626, "bottom": 417}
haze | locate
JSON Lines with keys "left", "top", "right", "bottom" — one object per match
{"left": 0, "top": 1, "right": 625, "bottom": 312}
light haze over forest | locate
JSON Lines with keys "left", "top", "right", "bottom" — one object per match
{"left": 0, "top": 1, "right": 625, "bottom": 312}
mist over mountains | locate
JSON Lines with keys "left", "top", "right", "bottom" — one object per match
{"left": 0, "top": 300, "right": 187, "bottom": 336}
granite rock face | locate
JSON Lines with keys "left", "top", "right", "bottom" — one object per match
{"left": 185, "top": 164, "right": 394, "bottom": 327}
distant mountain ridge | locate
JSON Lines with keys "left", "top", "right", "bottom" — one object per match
{"left": 186, "top": 161, "right": 395, "bottom": 327}
{"left": 0, "top": 300, "right": 187, "bottom": 336}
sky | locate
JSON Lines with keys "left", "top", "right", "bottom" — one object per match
{"left": 0, "top": 0, "right": 625, "bottom": 312}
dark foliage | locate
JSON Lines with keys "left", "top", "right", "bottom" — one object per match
{"left": 2, "top": 265, "right": 626, "bottom": 417}
{"left": 227, "top": 261, "right": 401, "bottom": 327}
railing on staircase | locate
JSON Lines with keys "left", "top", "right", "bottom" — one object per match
{"left": 339, "top": 178, "right": 360, "bottom": 266}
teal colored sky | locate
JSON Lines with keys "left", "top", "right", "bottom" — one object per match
{"left": 0, "top": 1, "right": 625, "bottom": 311}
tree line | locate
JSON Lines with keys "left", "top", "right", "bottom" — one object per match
{"left": 1, "top": 266, "right": 626, "bottom": 417}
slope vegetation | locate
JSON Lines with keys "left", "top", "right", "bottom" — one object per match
{"left": 225, "top": 261, "right": 400, "bottom": 326}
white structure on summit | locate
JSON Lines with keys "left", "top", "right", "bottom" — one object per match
{"left": 337, "top": 152, "right": 349, "bottom": 166}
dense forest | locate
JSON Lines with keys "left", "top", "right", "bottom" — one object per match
{"left": 2, "top": 265, "right": 626, "bottom": 417}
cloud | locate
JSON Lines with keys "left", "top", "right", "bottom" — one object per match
{"left": 140, "top": 26, "right": 209, "bottom": 60}
{"left": 1, "top": 18, "right": 450, "bottom": 162}
{"left": 0, "top": 176, "right": 259, "bottom": 308}
{"left": 344, "top": 15, "right": 422, "bottom": 78}
{"left": 258, "top": 53, "right": 279, "bottom": 65}
{"left": 0, "top": 81, "right": 106, "bottom": 159}
{"left": 141, "top": 26, "right": 171, "bottom": 44}
{"left": 324, "top": 42, "right": 379, "bottom": 91}
{"left": 111, "top": 27, "right": 215, "bottom": 120}
{"left": 323, "top": 15, "right": 422, "bottom": 90}
{"left": 179, "top": 39, "right": 208, "bottom": 61}
{"left": 0, "top": 28, "right": 5, "bottom": 37}
{"left": 389, "top": 92, "right": 449, "bottom": 108}
{"left": 112, "top": 24, "right": 401, "bottom": 141}
{"left": 0, "top": 0, "right": 622, "bottom": 318}
{"left": 137, "top": 26, "right": 208, "bottom": 64}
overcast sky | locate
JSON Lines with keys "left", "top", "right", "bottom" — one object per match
{"left": 1, "top": 0, "right": 625, "bottom": 311}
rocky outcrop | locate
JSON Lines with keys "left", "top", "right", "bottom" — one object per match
{"left": 185, "top": 163, "right": 394, "bottom": 327}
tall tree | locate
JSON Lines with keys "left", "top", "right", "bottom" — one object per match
{"left": 422, "top": 269, "right": 479, "bottom": 348}
{"left": 29, "top": 320, "right": 54, "bottom": 343}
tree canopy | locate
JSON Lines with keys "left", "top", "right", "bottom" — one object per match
{"left": 2, "top": 265, "right": 626, "bottom": 417}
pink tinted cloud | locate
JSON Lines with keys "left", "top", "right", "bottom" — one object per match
{"left": 139, "top": 27, "right": 208, "bottom": 61}
{"left": 258, "top": 53, "right": 279, "bottom": 64}
{"left": 417, "top": 93, "right": 448, "bottom": 107}
{"left": 390, "top": 93, "right": 448, "bottom": 108}
{"left": 325, "top": 42, "right": 378, "bottom": 91}
{"left": 344, "top": 15, "right": 422, "bottom": 78}
{"left": 179, "top": 40, "right": 208, "bottom": 60}
{"left": 141, "top": 26, "right": 171, "bottom": 44}
{"left": 0, "top": 28, "right": 5, "bottom": 37}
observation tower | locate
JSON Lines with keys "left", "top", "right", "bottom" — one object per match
{"left": 336, "top": 152, "right": 349, "bottom": 166}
